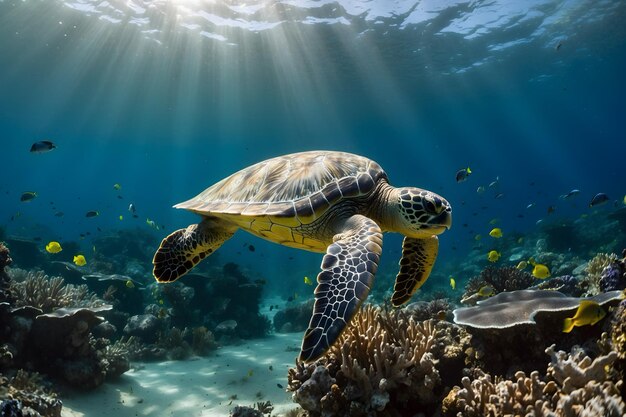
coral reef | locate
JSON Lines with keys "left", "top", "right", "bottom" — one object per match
{"left": 442, "top": 345, "right": 625, "bottom": 417}
{"left": 580, "top": 252, "right": 618, "bottom": 296}
{"left": 404, "top": 298, "right": 451, "bottom": 322}
{"left": 530, "top": 274, "right": 582, "bottom": 297}
{"left": 28, "top": 305, "right": 113, "bottom": 389}
{"left": 98, "top": 338, "right": 131, "bottom": 380}
{"left": 463, "top": 266, "right": 537, "bottom": 302}
{"left": 288, "top": 305, "right": 441, "bottom": 416}
{"left": 230, "top": 401, "right": 274, "bottom": 417}
{"left": 10, "top": 271, "right": 103, "bottom": 313}
{"left": 273, "top": 299, "right": 314, "bottom": 333}
{"left": 0, "top": 370, "right": 62, "bottom": 417}
{"left": 0, "top": 242, "right": 14, "bottom": 304}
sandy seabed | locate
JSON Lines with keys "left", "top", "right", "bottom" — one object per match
{"left": 61, "top": 333, "right": 303, "bottom": 417}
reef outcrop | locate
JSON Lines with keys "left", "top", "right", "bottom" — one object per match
{"left": 288, "top": 305, "right": 442, "bottom": 416}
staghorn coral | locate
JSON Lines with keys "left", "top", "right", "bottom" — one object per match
{"left": 580, "top": 252, "right": 618, "bottom": 296}
{"left": 0, "top": 370, "right": 62, "bottom": 417}
{"left": 288, "top": 305, "right": 441, "bottom": 416}
{"left": 442, "top": 345, "right": 625, "bottom": 417}
{"left": 10, "top": 271, "right": 104, "bottom": 313}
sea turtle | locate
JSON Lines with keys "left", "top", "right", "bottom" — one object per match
{"left": 153, "top": 151, "right": 452, "bottom": 361}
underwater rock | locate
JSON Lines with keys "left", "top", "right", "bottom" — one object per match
{"left": 291, "top": 366, "right": 335, "bottom": 413}
{"left": 273, "top": 299, "right": 314, "bottom": 333}
{"left": 123, "top": 314, "right": 161, "bottom": 343}
{"left": 191, "top": 326, "right": 216, "bottom": 356}
{"left": 3, "top": 238, "right": 46, "bottom": 271}
{"left": 92, "top": 321, "right": 117, "bottom": 339}
{"left": 30, "top": 307, "right": 109, "bottom": 348}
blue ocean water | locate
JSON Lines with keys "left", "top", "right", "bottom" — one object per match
{"left": 1, "top": 0, "right": 625, "bottom": 293}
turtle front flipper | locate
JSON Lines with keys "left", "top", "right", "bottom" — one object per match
{"left": 153, "top": 217, "right": 237, "bottom": 283}
{"left": 300, "top": 214, "right": 383, "bottom": 362}
{"left": 391, "top": 236, "right": 439, "bottom": 306}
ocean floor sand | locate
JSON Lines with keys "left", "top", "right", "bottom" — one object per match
{"left": 61, "top": 333, "right": 303, "bottom": 417}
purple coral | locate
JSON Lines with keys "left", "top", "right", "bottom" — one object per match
{"left": 599, "top": 262, "right": 626, "bottom": 292}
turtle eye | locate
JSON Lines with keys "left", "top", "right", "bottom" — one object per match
{"left": 423, "top": 198, "right": 439, "bottom": 215}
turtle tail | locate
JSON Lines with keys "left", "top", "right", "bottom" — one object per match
{"left": 153, "top": 218, "right": 236, "bottom": 283}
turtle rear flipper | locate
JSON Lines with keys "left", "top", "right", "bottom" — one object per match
{"left": 299, "top": 214, "right": 383, "bottom": 362}
{"left": 153, "top": 218, "right": 236, "bottom": 283}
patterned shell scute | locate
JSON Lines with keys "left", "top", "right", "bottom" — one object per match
{"left": 175, "top": 151, "right": 387, "bottom": 216}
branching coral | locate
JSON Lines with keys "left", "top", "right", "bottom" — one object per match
{"left": 288, "top": 305, "right": 441, "bottom": 416}
{"left": 442, "top": 345, "right": 625, "bottom": 417}
{"left": 99, "top": 338, "right": 131, "bottom": 379}
{"left": 10, "top": 271, "right": 104, "bottom": 313}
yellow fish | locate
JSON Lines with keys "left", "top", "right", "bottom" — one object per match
{"left": 487, "top": 250, "right": 501, "bottom": 262}
{"left": 73, "top": 254, "right": 87, "bottom": 266}
{"left": 529, "top": 258, "right": 551, "bottom": 279}
{"left": 489, "top": 218, "right": 499, "bottom": 225}
{"left": 474, "top": 234, "right": 482, "bottom": 241}
{"left": 125, "top": 280, "right": 135, "bottom": 289}
{"left": 532, "top": 264, "right": 551, "bottom": 279}
{"left": 119, "top": 215, "right": 124, "bottom": 221}
{"left": 45, "top": 241, "right": 62, "bottom": 254}
{"left": 304, "top": 276, "right": 313, "bottom": 285}
{"left": 563, "top": 301, "right": 606, "bottom": 333}
{"left": 146, "top": 218, "right": 159, "bottom": 230}
{"left": 113, "top": 183, "right": 121, "bottom": 190}
{"left": 516, "top": 261, "right": 528, "bottom": 270}
{"left": 489, "top": 228, "right": 503, "bottom": 238}
{"left": 247, "top": 369, "right": 254, "bottom": 377}
{"left": 450, "top": 277, "right": 456, "bottom": 290}
{"left": 477, "top": 285, "right": 495, "bottom": 297}
{"left": 158, "top": 299, "right": 164, "bottom": 305}
{"left": 623, "top": 195, "right": 626, "bottom": 205}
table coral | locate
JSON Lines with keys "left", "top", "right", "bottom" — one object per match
{"left": 453, "top": 290, "right": 623, "bottom": 329}
{"left": 288, "top": 305, "right": 441, "bottom": 416}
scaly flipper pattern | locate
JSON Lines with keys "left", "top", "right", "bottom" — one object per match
{"left": 153, "top": 217, "right": 236, "bottom": 282}
{"left": 299, "top": 214, "right": 383, "bottom": 362}
{"left": 391, "top": 236, "right": 439, "bottom": 306}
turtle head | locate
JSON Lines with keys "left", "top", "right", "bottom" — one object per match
{"left": 395, "top": 187, "right": 452, "bottom": 237}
